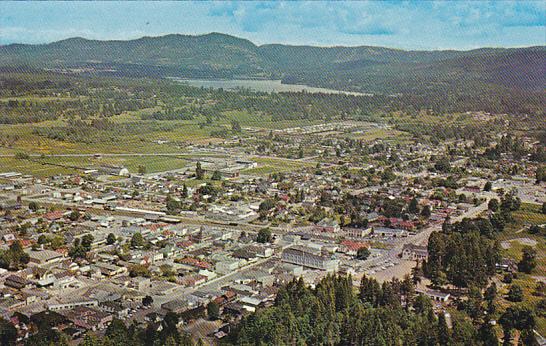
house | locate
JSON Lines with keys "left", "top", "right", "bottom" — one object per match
{"left": 4, "top": 275, "right": 31, "bottom": 290}
{"left": 48, "top": 299, "right": 99, "bottom": 311}
{"left": 223, "top": 302, "right": 245, "bottom": 319}
{"left": 53, "top": 274, "right": 81, "bottom": 290}
{"left": 44, "top": 210, "right": 65, "bottom": 221}
{"left": 374, "top": 227, "right": 408, "bottom": 238}
{"left": 246, "top": 245, "right": 273, "bottom": 258}
{"left": 464, "top": 186, "right": 482, "bottom": 193}
{"left": 417, "top": 289, "right": 450, "bottom": 302}
{"left": 401, "top": 244, "right": 428, "bottom": 261}
{"left": 496, "top": 258, "right": 517, "bottom": 273}
{"left": 99, "top": 301, "right": 129, "bottom": 318}
{"left": 215, "top": 259, "right": 240, "bottom": 275}
{"left": 161, "top": 299, "right": 189, "bottom": 314}
{"left": 343, "top": 227, "right": 372, "bottom": 239}
{"left": 59, "top": 306, "right": 113, "bottom": 331}
{"left": 92, "top": 263, "right": 127, "bottom": 277}
{"left": 339, "top": 240, "right": 369, "bottom": 256}
{"left": 314, "top": 218, "right": 340, "bottom": 233}
{"left": 239, "top": 296, "right": 263, "bottom": 313}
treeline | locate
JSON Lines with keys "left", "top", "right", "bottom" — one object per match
{"left": 32, "top": 119, "right": 174, "bottom": 143}
{"left": 282, "top": 68, "right": 546, "bottom": 116}
{"left": 4, "top": 71, "right": 544, "bottom": 129}
{"left": 424, "top": 225, "right": 499, "bottom": 289}
{"left": 0, "top": 311, "right": 199, "bottom": 346}
{"left": 226, "top": 275, "right": 501, "bottom": 345}
{"left": 141, "top": 109, "right": 194, "bottom": 121}
{"left": 424, "top": 193, "right": 521, "bottom": 289}
{"left": 0, "top": 73, "right": 157, "bottom": 124}
{"left": 0, "top": 97, "right": 155, "bottom": 124}
{"left": 394, "top": 120, "right": 504, "bottom": 144}
{"left": 484, "top": 133, "right": 544, "bottom": 162}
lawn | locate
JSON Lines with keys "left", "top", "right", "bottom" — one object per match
{"left": 498, "top": 203, "right": 546, "bottom": 276}
{"left": 495, "top": 203, "right": 546, "bottom": 336}
{"left": 221, "top": 110, "right": 325, "bottom": 130}
{"left": 350, "top": 128, "right": 413, "bottom": 143}
{"left": 242, "top": 157, "right": 314, "bottom": 176}
{"left": 0, "top": 157, "right": 76, "bottom": 176}
{"left": 0, "top": 155, "right": 193, "bottom": 177}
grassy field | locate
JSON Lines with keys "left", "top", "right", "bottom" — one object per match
{"left": 0, "top": 155, "right": 192, "bottom": 177}
{"left": 242, "top": 157, "right": 314, "bottom": 176}
{"left": 349, "top": 128, "right": 413, "bottom": 143}
{"left": 221, "top": 110, "right": 325, "bottom": 130}
{"left": 496, "top": 203, "right": 546, "bottom": 336}
{"left": 0, "top": 99, "right": 426, "bottom": 177}
{"left": 499, "top": 203, "right": 546, "bottom": 276}
{"left": 0, "top": 157, "right": 77, "bottom": 176}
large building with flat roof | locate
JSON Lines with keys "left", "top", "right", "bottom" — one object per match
{"left": 282, "top": 246, "right": 339, "bottom": 272}
{"left": 27, "top": 249, "right": 65, "bottom": 265}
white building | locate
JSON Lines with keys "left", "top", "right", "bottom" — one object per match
{"left": 282, "top": 246, "right": 339, "bottom": 272}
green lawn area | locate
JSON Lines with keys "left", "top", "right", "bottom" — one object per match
{"left": 221, "top": 110, "right": 325, "bottom": 130}
{"left": 496, "top": 273, "right": 546, "bottom": 336}
{"left": 0, "top": 157, "right": 76, "bottom": 176}
{"left": 495, "top": 203, "right": 546, "bottom": 336}
{"left": 498, "top": 203, "right": 546, "bottom": 276}
{"left": 242, "top": 157, "right": 314, "bottom": 176}
{"left": 0, "top": 155, "right": 192, "bottom": 177}
{"left": 37, "top": 155, "right": 190, "bottom": 174}
{"left": 349, "top": 128, "right": 413, "bottom": 144}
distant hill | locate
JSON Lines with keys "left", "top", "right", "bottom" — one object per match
{"left": 1, "top": 33, "right": 544, "bottom": 95}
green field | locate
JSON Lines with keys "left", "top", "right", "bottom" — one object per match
{"left": 496, "top": 203, "right": 546, "bottom": 336}
{"left": 242, "top": 157, "right": 314, "bottom": 176}
{"left": 499, "top": 203, "right": 546, "bottom": 276}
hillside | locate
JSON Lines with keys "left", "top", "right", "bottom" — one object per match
{"left": 1, "top": 33, "right": 544, "bottom": 95}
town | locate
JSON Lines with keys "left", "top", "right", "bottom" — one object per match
{"left": 1, "top": 4, "right": 545, "bottom": 342}
{"left": 0, "top": 110, "right": 544, "bottom": 344}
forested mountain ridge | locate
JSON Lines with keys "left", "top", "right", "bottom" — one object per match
{"left": 1, "top": 33, "right": 545, "bottom": 95}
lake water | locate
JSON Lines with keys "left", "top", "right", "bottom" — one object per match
{"left": 169, "top": 78, "right": 371, "bottom": 96}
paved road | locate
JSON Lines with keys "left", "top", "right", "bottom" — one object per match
{"left": 359, "top": 198, "right": 490, "bottom": 283}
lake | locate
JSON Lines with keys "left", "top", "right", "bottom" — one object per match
{"left": 169, "top": 78, "right": 372, "bottom": 96}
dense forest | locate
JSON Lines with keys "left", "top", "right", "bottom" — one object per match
{"left": 223, "top": 274, "right": 538, "bottom": 345}
{"left": 1, "top": 72, "right": 544, "bottom": 129}
{"left": 424, "top": 192, "right": 522, "bottom": 289}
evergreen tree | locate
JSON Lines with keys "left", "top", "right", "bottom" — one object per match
{"left": 105, "top": 318, "right": 128, "bottom": 345}
{"left": 408, "top": 197, "right": 419, "bottom": 214}
{"left": 131, "top": 232, "right": 145, "bottom": 248}
{"left": 478, "top": 320, "right": 499, "bottom": 346}
{"left": 0, "top": 318, "right": 16, "bottom": 346}
{"left": 195, "top": 161, "right": 204, "bottom": 180}
{"left": 207, "top": 301, "right": 220, "bottom": 320}
{"left": 518, "top": 246, "right": 537, "bottom": 273}
{"left": 507, "top": 284, "right": 523, "bottom": 302}
{"left": 107, "top": 233, "right": 116, "bottom": 245}
{"left": 437, "top": 313, "right": 451, "bottom": 346}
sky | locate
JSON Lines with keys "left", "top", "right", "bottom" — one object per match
{"left": 1, "top": 1, "right": 544, "bottom": 50}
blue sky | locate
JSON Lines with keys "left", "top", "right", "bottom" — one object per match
{"left": 1, "top": 1, "right": 544, "bottom": 50}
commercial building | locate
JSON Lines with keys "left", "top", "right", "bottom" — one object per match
{"left": 282, "top": 246, "right": 339, "bottom": 272}
{"left": 401, "top": 244, "right": 428, "bottom": 261}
